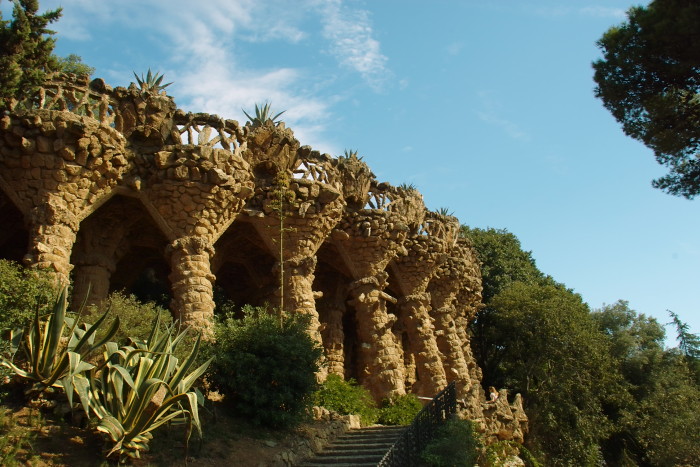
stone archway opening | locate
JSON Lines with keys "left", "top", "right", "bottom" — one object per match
{"left": 70, "top": 195, "right": 171, "bottom": 309}
{"left": 314, "top": 241, "right": 354, "bottom": 379}
{"left": 212, "top": 220, "right": 276, "bottom": 314}
{"left": 0, "top": 192, "right": 28, "bottom": 264}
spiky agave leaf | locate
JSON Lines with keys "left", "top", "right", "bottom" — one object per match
{"left": 242, "top": 101, "right": 286, "bottom": 126}
{"left": 133, "top": 68, "right": 172, "bottom": 93}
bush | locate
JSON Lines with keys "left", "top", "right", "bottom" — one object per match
{"left": 421, "top": 418, "right": 482, "bottom": 467}
{"left": 85, "top": 292, "right": 173, "bottom": 345}
{"left": 314, "top": 374, "right": 379, "bottom": 426}
{"left": 0, "top": 261, "right": 57, "bottom": 384}
{"left": 0, "top": 260, "right": 56, "bottom": 332}
{"left": 378, "top": 393, "right": 422, "bottom": 426}
{"left": 206, "top": 305, "right": 323, "bottom": 429}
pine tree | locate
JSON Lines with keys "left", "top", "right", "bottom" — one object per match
{"left": 0, "top": 0, "right": 62, "bottom": 109}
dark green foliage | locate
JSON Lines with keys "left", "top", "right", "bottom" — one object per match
{"left": 85, "top": 291, "right": 173, "bottom": 346}
{"left": 55, "top": 54, "right": 94, "bottom": 77}
{"left": 593, "top": 301, "right": 700, "bottom": 465}
{"left": 489, "top": 282, "right": 617, "bottom": 465}
{"left": 377, "top": 393, "right": 422, "bottom": 426}
{"left": 313, "top": 374, "right": 379, "bottom": 426}
{"left": 459, "top": 226, "right": 548, "bottom": 387}
{"left": 593, "top": 0, "right": 700, "bottom": 198}
{"left": 0, "top": 0, "right": 62, "bottom": 109}
{"left": 206, "top": 305, "right": 323, "bottom": 429}
{"left": 0, "top": 260, "right": 56, "bottom": 382}
{"left": 483, "top": 440, "right": 542, "bottom": 467}
{"left": 420, "top": 418, "right": 481, "bottom": 467}
{"left": 0, "top": 260, "right": 56, "bottom": 331}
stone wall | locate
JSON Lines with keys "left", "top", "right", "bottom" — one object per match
{"left": 0, "top": 74, "right": 526, "bottom": 441}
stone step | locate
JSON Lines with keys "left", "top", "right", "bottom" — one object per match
{"left": 299, "top": 425, "right": 404, "bottom": 467}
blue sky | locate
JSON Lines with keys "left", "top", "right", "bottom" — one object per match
{"left": 10, "top": 0, "right": 698, "bottom": 338}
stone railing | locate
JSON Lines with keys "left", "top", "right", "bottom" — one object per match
{"left": 172, "top": 110, "right": 245, "bottom": 152}
{"left": 365, "top": 184, "right": 396, "bottom": 211}
{"left": 10, "top": 74, "right": 119, "bottom": 128}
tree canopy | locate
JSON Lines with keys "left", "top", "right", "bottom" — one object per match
{"left": 0, "top": 0, "right": 62, "bottom": 109}
{"left": 592, "top": 0, "right": 700, "bottom": 199}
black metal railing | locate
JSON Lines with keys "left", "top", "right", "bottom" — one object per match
{"left": 378, "top": 381, "right": 457, "bottom": 466}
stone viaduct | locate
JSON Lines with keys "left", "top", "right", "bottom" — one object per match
{"left": 0, "top": 74, "right": 526, "bottom": 440}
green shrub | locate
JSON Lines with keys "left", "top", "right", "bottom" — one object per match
{"left": 314, "top": 374, "right": 379, "bottom": 426}
{"left": 0, "top": 260, "right": 56, "bottom": 332}
{"left": 378, "top": 393, "right": 422, "bottom": 425}
{"left": 206, "top": 305, "right": 323, "bottom": 429}
{"left": 482, "top": 440, "right": 542, "bottom": 467}
{"left": 421, "top": 418, "right": 482, "bottom": 467}
{"left": 0, "top": 260, "right": 57, "bottom": 385}
{"left": 86, "top": 292, "right": 173, "bottom": 345}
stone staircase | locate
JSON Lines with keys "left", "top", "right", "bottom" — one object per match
{"left": 300, "top": 425, "right": 405, "bottom": 466}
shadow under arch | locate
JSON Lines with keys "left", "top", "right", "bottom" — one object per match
{"left": 212, "top": 219, "right": 277, "bottom": 314}
{"left": 0, "top": 191, "right": 28, "bottom": 264}
{"left": 314, "top": 241, "right": 356, "bottom": 380}
{"left": 70, "top": 194, "right": 171, "bottom": 310}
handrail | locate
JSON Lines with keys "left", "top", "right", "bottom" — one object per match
{"left": 378, "top": 381, "right": 457, "bottom": 467}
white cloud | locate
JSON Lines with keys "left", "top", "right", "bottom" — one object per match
{"left": 40, "top": 0, "right": 389, "bottom": 151}
{"left": 476, "top": 91, "right": 529, "bottom": 141}
{"left": 313, "top": 0, "right": 390, "bottom": 90}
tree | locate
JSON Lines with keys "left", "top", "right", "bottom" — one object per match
{"left": 0, "top": 0, "right": 62, "bottom": 109}
{"left": 592, "top": 0, "right": 700, "bottom": 199}
{"left": 56, "top": 53, "right": 94, "bottom": 77}
{"left": 460, "top": 226, "right": 547, "bottom": 384}
{"left": 489, "top": 282, "right": 618, "bottom": 465}
{"left": 593, "top": 301, "right": 700, "bottom": 465}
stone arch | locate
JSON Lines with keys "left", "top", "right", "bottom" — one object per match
{"left": 0, "top": 191, "right": 29, "bottom": 263}
{"left": 70, "top": 194, "right": 170, "bottom": 309}
{"left": 211, "top": 219, "right": 277, "bottom": 311}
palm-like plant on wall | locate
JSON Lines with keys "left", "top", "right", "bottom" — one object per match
{"left": 132, "top": 69, "right": 172, "bottom": 94}
{"left": 242, "top": 101, "right": 286, "bottom": 126}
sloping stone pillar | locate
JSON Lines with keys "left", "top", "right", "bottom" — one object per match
{"left": 142, "top": 144, "right": 254, "bottom": 329}
{"left": 167, "top": 236, "right": 216, "bottom": 327}
{"left": 242, "top": 142, "right": 345, "bottom": 349}
{"left": 25, "top": 206, "right": 79, "bottom": 285}
{"left": 331, "top": 184, "right": 413, "bottom": 400}
{"left": 347, "top": 273, "right": 404, "bottom": 399}
{"left": 392, "top": 212, "right": 459, "bottom": 398}
{"left": 397, "top": 291, "right": 446, "bottom": 397}
{"left": 428, "top": 249, "right": 473, "bottom": 400}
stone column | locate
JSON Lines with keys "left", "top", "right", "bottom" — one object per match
{"left": 400, "top": 292, "right": 448, "bottom": 397}
{"left": 347, "top": 273, "right": 405, "bottom": 400}
{"left": 167, "top": 236, "right": 216, "bottom": 330}
{"left": 274, "top": 255, "right": 324, "bottom": 345}
{"left": 320, "top": 303, "right": 345, "bottom": 377}
{"left": 71, "top": 254, "right": 116, "bottom": 308}
{"left": 25, "top": 206, "right": 79, "bottom": 286}
{"left": 432, "top": 306, "right": 470, "bottom": 397}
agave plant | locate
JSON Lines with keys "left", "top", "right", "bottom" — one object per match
{"left": 398, "top": 182, "right": 417, "bottom": 192}
{"left": 133, "top": 69, "right": 172, "bottom": 94}
{"left": 342, "top": 149, "right": 364, "bottom": 161}
{"left": 73, "top": 315, "right": 211, "bottom": 462}
{"left": 242, "top": 101, "right": 286, "bottom": 126}
{"left": 1, "top": 287, "right": 119, "bottom": 399}
{"left": 437, "top": 207, "right": 454, "bottom": 216}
